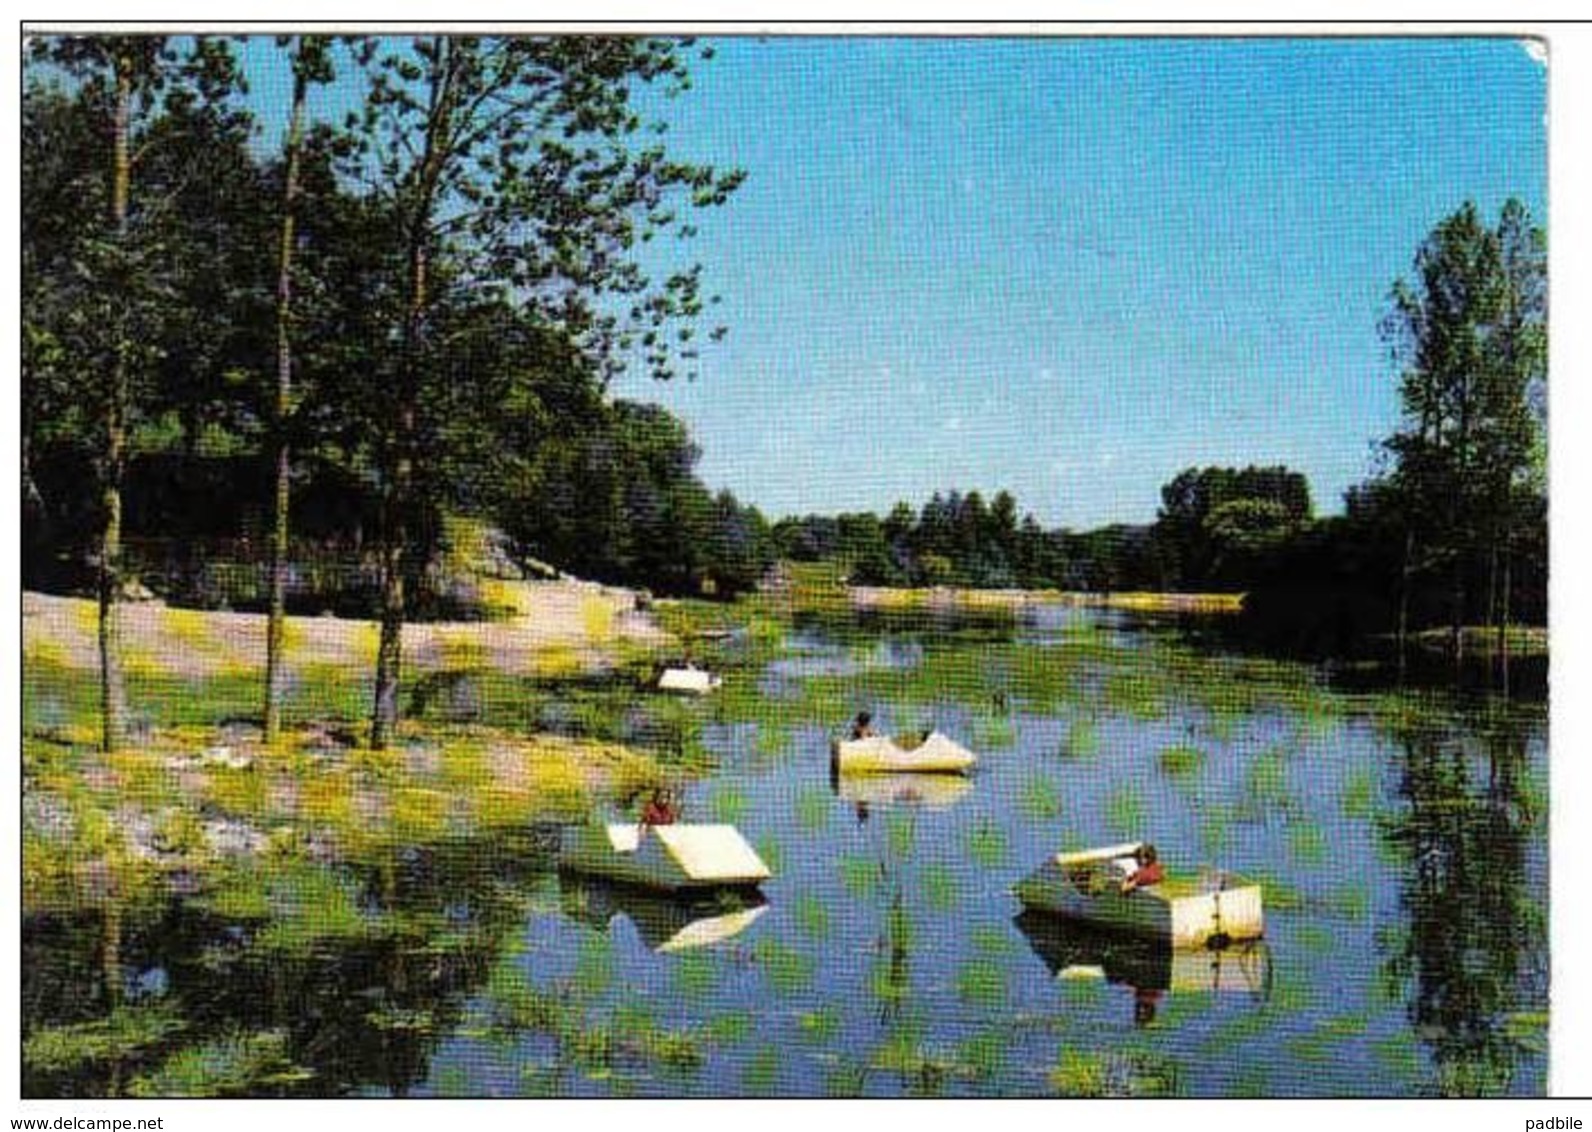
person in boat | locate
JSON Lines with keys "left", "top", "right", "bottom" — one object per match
{"left": 849, "top": 711, "right": 876, "bottom": 740}
{"left": 1120, "top": 843, "right": 1164, "bottom": 894}
{"left": 1133, "top": 985, "right": 1163, "bottom": 1028}
{"left": 639, "top": 787, "right": 679, "bottom": 832}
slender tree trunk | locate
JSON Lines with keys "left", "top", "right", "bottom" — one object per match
{"left": 99, "top": 61, "right": 133, "bottom": 753}
{"left": 1397, "top": 527, "right": 1414, "bottom": 684}
{"left": 371, "top": 209, "right": 433, "bottom": 750}
{"left": 370, "top": 403, "right": 414, "bottom": 750}
{"left": 1486, "top": 535, "right": 1499, "bottom": 687}
{"left": 370, "top": 37, "right": 453, "bottom": 750}
{"left": 1499, "top": 525, "right": 1513, "bottom": 696}
{"left": 265, "top": 50, "right": 310, "bottom": 744}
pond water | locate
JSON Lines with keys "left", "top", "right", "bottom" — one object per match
{"left": 22, "top": 609, "right": 1549, "bottom": 1097}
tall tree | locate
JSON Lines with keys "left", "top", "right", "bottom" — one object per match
{"left": 340, "top": 36, "right": 741, "bottom": 747}
{"left": 1382, "top": 200, "right": 1545, "bottom": 661}
{"left": 264, "top": 36, "right": 335, "bottom": 744}
{"left": 26, "top": 35, "right": 244, "bottom": 751}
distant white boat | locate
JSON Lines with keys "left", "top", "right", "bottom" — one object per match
{"left": 831, "top": 731, "right": 977, "bottom": 775}
{"left": 658, "top": 665, "right": 722, "bottom": 694}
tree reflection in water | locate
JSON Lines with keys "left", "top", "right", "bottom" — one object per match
{"left": 22, "top": 833, "right": 554, "bottom": 1097}
{"left": 1380, "top": 705, "right": 1548, "bottom": 1096}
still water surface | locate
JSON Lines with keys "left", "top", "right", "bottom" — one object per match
{"left": 24, "top": 609, "right": 1548, "bottom": 1097}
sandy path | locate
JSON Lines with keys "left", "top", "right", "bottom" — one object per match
{"left": 23, "top": 580, "right": 673, "bottom": 680}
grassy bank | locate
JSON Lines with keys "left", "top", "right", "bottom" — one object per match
{"left": 21, "top": 585, "right": 694, "bottom": 920}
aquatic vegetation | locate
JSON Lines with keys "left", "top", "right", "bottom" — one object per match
{"left": 671, "top": 952, "right": 719, "bottom": 1002}
{"left": 755, "top": 835, "right": 785, "bottom": 875}
{"left": 24, "top": 1007, "right": 187, "bottom": 1080}
{"left": 21, "top": 586, "right": 1550, "bottom": 1098}
{"left": 709, "top": 783, "right": 749, "bottom": 824}
{"left": 1286, "top": 819, "right": 1328, "bottom": 866}
{"left": 128, "top": 1030, "right": 311, "bottom": 1097}
{"left": 574, "top": 935, "right": 615, "bottom": 996}
{"left": 1058, "top": 715, "right": 1100, "bottom": 760}
{"left": 871, "top": 1028, "right": 960, "bottom": 1096}
{"left": 839, "top": 854, "right": 883, "bottom": 898}
{"left": 1017, "top": 773, "right": 1063, "bottom": 820}
{"left": 1284, "top": 1014, "right": 1370, "bottom": 1063}
{"left": 1157, "top": 744, "right": 1206, "bottom": 778}
{"left": 1049, "top": 1048, "right": 1180, "bottom": 1098}
{"left": 1197, "top": 803, "right": 1232, "bottom": 855}
{"left": 973, "top": 714, "right": 1016, "bottom": 750}
{"left": 1240, "top": 747, "right": 1294, "bottom": 816}
{"left": 1105, "top": 784, "right": 1146, "bottom": 838}
{"left": 795, "top": 786, "right": 831, "bottom": 833}
{"left": 885, "top": 809, "right": 916, "bottom": 858}
{"left": 1371, "top": 1032, "right": 1425, "bottom": 1078}
{"left": 706, "top": 1010, "right": 754, "bottom": 1045}
{"left": 957, "top": 1030, "right": 1007, "bottom": 1082}
{"left": 753, "top": 724, "right": 791, "bottom": 758}
{"left": 964, "top": 820, "right": 1008, "bottom": 868}
{"left": 797, "top": 1006, "right": 841, "bottom": 1043}
{"left": 253, "top": 864, "right": 384, "bottom": 954}
{"left": 1340, "top": 768, "right": 1378, "bottom": 821}
{"left": 1503, "top": 1010, "right": 1549, "bottom": 1054}
{"left": 920, "top": 863, "right": 962, "bottom": 912}
{"left": 1327, "top": 884, "right": 1369, "bottom": 922}
{"left": 794, "top": 892, "right": 832, "bottom": 942}
{"left": 956, "top": 957, "right": 1008, "bottom": 1008}
{"left": 751, "top": 936, "right": 815, "bottom": 995}
{"left": 742, "top": 1044, "right": 782, "bottom": 1093}
{"left": 1296, "top": 923, "right": 1336, "bottom": 955}
{"left": 1104, "top": 671, "right": 1165, "bottom": 721}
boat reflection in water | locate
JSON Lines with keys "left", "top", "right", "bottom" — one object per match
{"left": 558, "top": 875, "right": 769, "bottom": 953}
{"left": 1014, "top": 911, "right": 1273, "bottom": 1027}
{"left": 831, "top": 770, "right": 974, "bottom": 824}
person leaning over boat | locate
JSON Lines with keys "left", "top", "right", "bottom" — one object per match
{"left": 849, "top": 711, "right": 876, "bottom": 740}
{"left": 1120, "top": 844, "right": 1164, "bottom": 894}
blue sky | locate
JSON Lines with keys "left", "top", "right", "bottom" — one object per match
{"left": 242, "top": 35, "right": 1546, "bottom": 529}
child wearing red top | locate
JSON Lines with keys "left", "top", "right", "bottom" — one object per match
{"left": 1121, "top": 844, "right": 1163, "bottom": 893}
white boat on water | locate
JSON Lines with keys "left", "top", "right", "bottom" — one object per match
{"left": 559, "top": 823, "right": 770, "bottom": 892}
{"left": 830, "top": 731, "right": 977, "bottom": 775}
{"left": 658, "top": 665, "right": 722, "bottom": 694}
{"left": 1014, "top": 841, "right": 1264, "bottom": 949}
